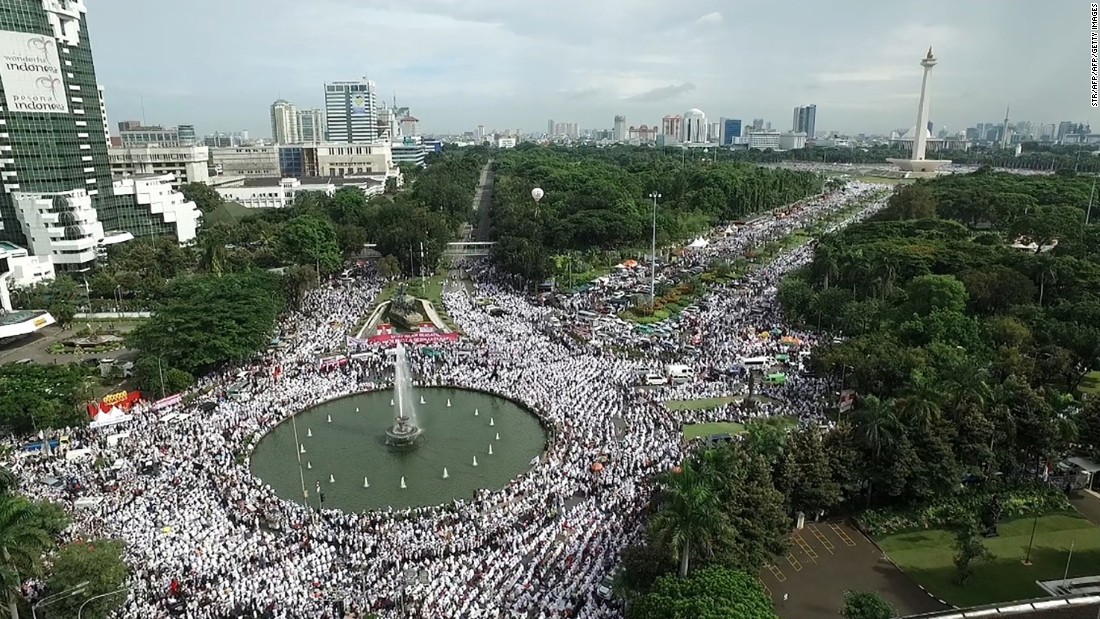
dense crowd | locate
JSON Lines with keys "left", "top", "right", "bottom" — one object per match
{"left": 5, "top": 182, "right": 889, "bottom": 618}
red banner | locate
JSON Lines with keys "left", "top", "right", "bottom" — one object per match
{"left": 367, "top": 332, "right": 460, "bottom": 345}
{"left": 87, "top": 391, "right": 142, "bottom": 417}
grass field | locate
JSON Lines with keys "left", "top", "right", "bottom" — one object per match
{"left": 878, "top": 511, "right": 1100, "bottom": 607}
{"left": 1081, "top": 371, "right": 1100, "bottom": 395}
{"left": 682, "top": 422, "right": 746, "bottom": 440}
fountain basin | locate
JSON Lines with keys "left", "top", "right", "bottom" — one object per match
{"left": 249, "top": 387, "right": 547, "bottom": 511}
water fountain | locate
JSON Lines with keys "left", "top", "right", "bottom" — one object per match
{"left": 385, "top": 344, "right": 424, "bottom": 447}
{"left": 307, "top": 428, "right": 312, "bottom": 437}
{"left": 400, "top": 476, "right": 407, "bottom": 489}
{"left": 363, "top": 476, "right": 370, "bottom": 488}
{"left": 442, "top": 467, "right": 449, "bottom": 479}
{"left": 489, "top": 417, "right": 495, "bottom": 427}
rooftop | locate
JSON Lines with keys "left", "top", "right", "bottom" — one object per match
{"left": 237, "top": 176, "right": 382, "bottom": 188}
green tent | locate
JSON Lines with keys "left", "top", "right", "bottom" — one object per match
{"left": 422, "top": 348, "right": 444, "bottom": 358}
{"left": 775, "top": 354, "right": 790, "bottom": 362}
{"left": 765, "top": 373, "right": 787, "bottom": 385}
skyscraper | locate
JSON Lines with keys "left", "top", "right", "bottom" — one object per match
{"left": 297, "top": 108, "right": 325, "bottom": 144}
{"left": 97, "top": 84, "right": 110, "bottom": 146}
{"left": 0, "top": 0, "right": 199, "bottom": 270}
{"left": 720, "top": 118, "right": 742, "bottom": 146}
{"left": 613, "top": 115, "right": 626, "bottom": 141}
{"left": 270, "top": 99, "right": 299, "bottom": 144}
{"left": 324, "top": 78, "right": 378, "bottom": 143}
{"left": 792, "top": 105, "right": 817, "bottom": 138}
{"left": 682, "top": 109, "right": 707, "bottom": 143}
{"left": 547, "top": 119, "right": 554, "bottom": 136}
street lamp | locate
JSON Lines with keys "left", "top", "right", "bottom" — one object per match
{"left": 33, "top": 581, "right": 90, "bottom": 619}
{"left": 78, "top": 587, "right": 129, "bottom": 619}
{"left": 648, "top": 191, "right": 661, "bottom": 307}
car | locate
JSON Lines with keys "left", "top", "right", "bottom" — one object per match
{"left": 642, "top": 372, "right": 667, "bottom": 386}
{"left": 597, "top": 568, "right": 619, "bottom": 600}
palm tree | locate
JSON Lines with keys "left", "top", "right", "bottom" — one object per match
{"left": 898, "top": 371, "right": 942, "bottom": 428}
{"left": 649, "top": 460, "right": 728, "bottom": 578}
{"left": 0, "top": 495, "right": 53, "bottom": 619}
{"left": 1032, "top": 256, "right": 1057, "bottom": 306}
{"left": 854, "top": 395, "right": 901, "bottom": 458}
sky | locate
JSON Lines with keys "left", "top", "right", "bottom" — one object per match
{"left": 88, "top": 0, "right": 1098, "bottom": 138}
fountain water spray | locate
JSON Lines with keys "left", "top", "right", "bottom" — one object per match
{"left": 326, "top": 415, "right": 332, "bottom": 423}
{"left": 474, "top": 408, "right": 479, "bottom": 416}
{"left": 299, "top": 444, "right": 306, "bottom": 454}
{"left": 488, "top": 444, "right": 494, "bottom": 455}
{"left": 385, "top": 344, "right": 423, "bottom": 447}
{"left": 442, "top": 467, "right": 449, "bottom": 479}
{"left": 472, "top": 456, "right": 478, "bottom": 467}
{"left": 306, "top": 461, "right": 312, "bottom": 469}
{"left": 329, "top": 474, "right": 335, "bottom": 483}
{"left": 446, "top": 399, "right": 451, "bottom": 407}
{"left": 489, "top": 417, "right": 494, "bottom": 427}
{"left": 363, "top": 476, "right": 370, "bottom": 488}
{"left": 495, "top": 433, "right": 500, "bottom": 441}
{"left": 400, "top": 476, "right": 407, "bottom": 489}
{"left": 307, "top": 428, "right": 313, "bottom": 437}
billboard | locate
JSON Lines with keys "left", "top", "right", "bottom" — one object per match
{"left": 351, "top": 94, "right": 369, "bottom": 116}
{"left": 0, "top": 31, "right": 68, "bottom": 114}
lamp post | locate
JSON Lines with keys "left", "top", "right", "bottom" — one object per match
{"left": 33, "top": 581, "right": 90, "bottom": 619}
{"left": 648, "top": 191, "right": 661, "bottom": 307}
{"left": 1023, "top": 513, "right": 1040, "bottom": 565}
{"left": 78, "top": 587, "right": 129, "bottom": 619}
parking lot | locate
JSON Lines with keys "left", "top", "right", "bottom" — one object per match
{"left": 760, "top": 521, "right": 946, "bottom": 619}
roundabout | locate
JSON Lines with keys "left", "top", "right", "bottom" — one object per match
{"left": 249, "top": 386, "right": 548, "bottom": 511}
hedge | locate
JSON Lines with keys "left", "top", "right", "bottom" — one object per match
{"left": 858, "top": 484, "right": 1071, "bottom": 537}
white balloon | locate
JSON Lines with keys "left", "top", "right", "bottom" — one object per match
{"left": 531, "top": 188, "right": 544, "bottom": 203}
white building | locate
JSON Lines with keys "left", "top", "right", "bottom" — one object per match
{"left": 747, "top": 130, "right": 782, "bottom": 150}
{"left": 298, "top": 108, "right": 325, "bottom": 144}
{"left": 497, "top": 137, "right": 517, "bottom": 149}
{"left": 111, "top": 175, "right": 202, "bottom": 244}
{"left": 109, "top": 145, "right": 210, "bottom": 186}
{"left": 11, "top": 189, "right": 118, "bottom": 270}
{"left": 325, "top": 78, "right": 378, "bottom": 143}
{"left": 613, "top": 115, "right": 627, "bottom": 142}
{"left": 314, "top": 143, "right": 393, "bottom": 177}
{"left": 392, "top": 140, "right": 427, "bottom": 167}
{"left": 682, "top": 109, "right": 708, "bottom": 144}
{"left": 214, "top": 177, "right": 384, "bottom": 209}
{"left": 779, "top": 132, "right": 808, "bottom": 150}
{"left": 399, "top": 116, "right": 419, "bottom": 137}
{"left": 270, "top": 100, "right": 299, "bottom": 145}
{"left": 210, "top": 146, "right": 281, "bottom": 177}
{"left": 0, "top": 241, "right": 54, "bottom": 288}
{"left": 97, "top": 85, "right": 111, "bottom": 147}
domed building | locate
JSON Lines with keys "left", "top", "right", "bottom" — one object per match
{"left": 682, "top": 108, "right": 707, "bottom": 143}
{"left": 889, "top": 123, "right": 970, "bottom": 152}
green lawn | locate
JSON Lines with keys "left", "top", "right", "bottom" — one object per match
{"left": 878, "top": 511, "right": 1100, "bottom": 607}
{"left": 1081, "top": 371, "right": 1100, "bottom": 395}
{"left": 682, "top": 422, "right": 746, "bottom": 440}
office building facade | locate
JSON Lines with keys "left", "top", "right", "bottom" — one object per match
{"left": 720, "top": 118, "right": 742, "bottom": 145}
{"left": 324, "top": 78, "right": 378, "bottom": 143}
{"left": 209, "top": 146, "right": 280, "bottom": 177}
{"left": 298, "top": 108, "right": 324, "bottom": 144}
{"left": 613, "top": 115, "right": 626, "bottom": 141}
{"left": 270, "top": 99, "right": 298, "bottom": 144}
{"left": 108, "top": 144, "right": 210, "bottom": 186}
{"left": 792, "top": 105, "right": 817, "bottom": 138}
{"left": 0, "top": 0, "right": 201, "bottom": 270}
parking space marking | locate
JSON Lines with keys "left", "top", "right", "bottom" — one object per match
{"left": 829, "top": 523, "right": 858, "bottom": 547}
{"left": 785, "top": 553, "right": 803, "bottom": 572}
{"left": 759, "top": 577, "right": 771, "bottom": 597}
{"left": 792, "top": 533, "right": 819, "bottom": 562}
{"left": 808, "top": 524, "right": 835, "bottom": 554}
{"left": 766, "top": 563, "right": 787, "bottom": 582}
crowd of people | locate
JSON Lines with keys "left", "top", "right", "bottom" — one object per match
{"left": 6, "top": 182, "right": 890, "bottom": 618}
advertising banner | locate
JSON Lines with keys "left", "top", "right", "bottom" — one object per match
{"left": 351, "top": 94, "right": 369, "bottom": 116}
{"left": 839, "top": 389, "right": 856, "bottom": 413}
{"left": 152, "top": 393, "right": 183, "bottom": 411}
{"left": 367, "top": 332, "right": 460, "bottom": 345}
{"left": 0, "top": 31, "right": 68, "bottom": 114}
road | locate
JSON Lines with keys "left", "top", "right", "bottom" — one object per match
{"left": 471, "top": 159, "right": 494, "bottom": 242}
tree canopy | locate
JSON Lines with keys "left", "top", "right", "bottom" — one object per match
{"left": 628, "top": 567, "right": 777, "bottom": 619}
{"left": 0, "top": 363, "right": 93, "bottom": 432}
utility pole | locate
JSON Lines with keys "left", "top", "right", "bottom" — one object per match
{"left": 1087, "top": 179, "right": 1095, "bottom": 225}
{"left": 648, "top": 191, "right": 661, "bottom": 307}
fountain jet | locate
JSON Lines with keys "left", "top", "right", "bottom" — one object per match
{"left": 363, "top": 477, "right": 370, "bottom": 488}
{"left": 385, "top": 344, "right": 423, "bottom": 447}
{"left": 400, "top": 476, "right": 407, "bottom": 489}
{"left": 443, "top": 467, "right": 449, "bottom": 479}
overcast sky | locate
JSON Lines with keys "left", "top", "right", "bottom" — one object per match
{"left": 89, "top": 0, "right": 1097, "bottom": 138}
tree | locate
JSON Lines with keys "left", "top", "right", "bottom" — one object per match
{"left": 131, "top": 356, "right": 194, "bottom": 399}
{"left": 377, "top": 255, "right": 402, "bottom": 281}
{"left": 129, "top": 272, "right": 284, "bottom": 376}
{"left": 884, "top": 184, "right": 937, "bottom": 220}
{"left": 953, "top": 519, "right": 992, "bottom": 585}
{"left": 0, "top": 364, "right": 93, "bottom": 432}
{"left": 0, "top": 495, "right": 53, "bottom": 619}
{"left": 649, "top": 461, "right": 728, "bottom": 578}
{"left": 901, "top": 275, "right": 968, "bottom": 318}
{"left": 628, "top": 567, "right": 777, "bottom": 619}
{"left": 276, "top": 216, "right": 343, "bottom": 273}
{"left": 284, "top": 265, "right": 319, "bottom": 309}
{"left": 779, "top": 427, "right": 842, "bottom": 516}
{"left": 45, "top": 539, "right": 129, "bottom": 619}
{"left": 841, "top": 590, "right": 896, "bottom": 619}
{"left": 619, "top": 543, "right": 676, "bottom": 595}
{"left": 180, "top": 182, "right": 225, "bottom": 214}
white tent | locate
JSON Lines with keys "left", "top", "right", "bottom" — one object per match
{"left": 688, "top": 237, "right": 709, "bottom": 249}
{"left": 89, "top": 406, "right": 132, "bottom": 429}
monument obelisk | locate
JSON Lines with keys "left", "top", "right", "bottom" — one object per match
{"left": 888, "top": 47, "right": 951, "bottom": 177}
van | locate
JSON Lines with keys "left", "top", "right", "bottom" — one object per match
{"left": 741, "top": 356, "right": 771, "bottom": 369}
{"left": 665, "top": 364, "right": 693, "bottom": 384}
{"left": 642, "top": 372, "right": 667, "bottom": 386}
{"left": 597, "top": 567, "right": 619, "bottom": 600}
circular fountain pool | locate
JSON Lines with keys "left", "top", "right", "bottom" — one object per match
{"left": 249, "top": 387, "right": 548, "bottom": 512}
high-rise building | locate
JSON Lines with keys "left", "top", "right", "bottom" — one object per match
{"left": 661, "top": 115, "right": 683, "bottom": 141}
{"left": 720, "top": 118, "right": 742, "bottom": 145}
{"left": 613, "top": 115, "right": 627, "bottom": 141}
{"left": 324, "top": 78, "right": 378, "bottom": 143}
{"left": 119, "top": 125, "right": 193, "bottom": 147}
{"left": 682, "top": 109, "right": 707, "bottom": 143}
{"left": 270, "top": 99, "right": 299, "bottom": 144}
{"left": 792, "top": 104, "right": 817, "bottom": 138}
{"left": 546, "top": 119, "right": 554, "bottom": 136}
{"left": 751, "top": 118, "right": 765, "bottom": 131}
{"left": 297, "top": 108, "right": 325, "bottom": 144}
{"left": 97, "top": 85, "right": 109, "bottom": 146}
{"left": 0, "top": 0, "right": 199, "bottom": 271}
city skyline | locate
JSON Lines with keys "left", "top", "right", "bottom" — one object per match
{"left": 90, "top": 0, "right": 1093, "bottom": 137}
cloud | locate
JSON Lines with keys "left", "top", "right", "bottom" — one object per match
{"left": 696, "top": 12, "right": 723, "bottom": 25}
{"left": 557, "top": 87, "right": 602, "bottom": 100}
{"left": 622, "top": 83, "right": 697, "bottom": 102}
{"left": 817, "top": 68, "right": 907, "bottom": 83}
